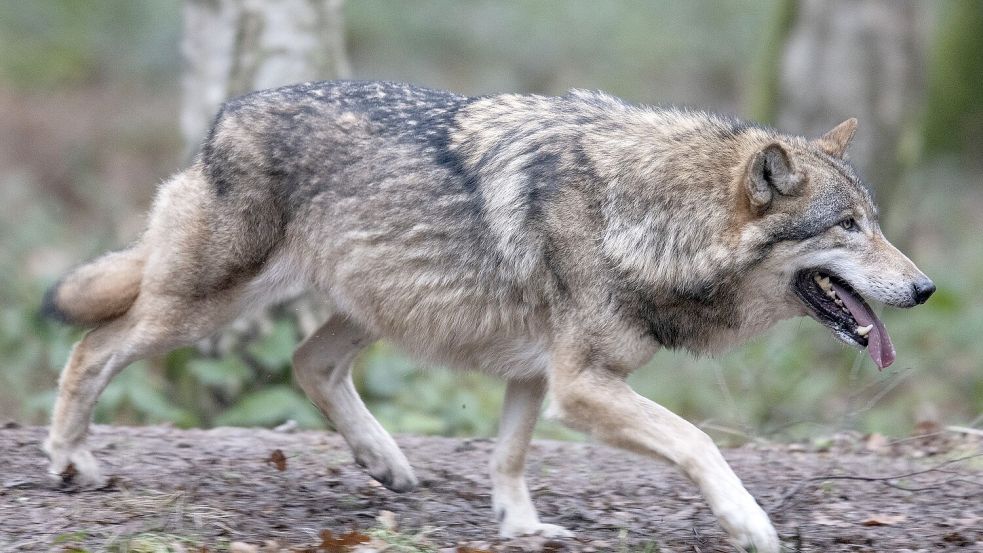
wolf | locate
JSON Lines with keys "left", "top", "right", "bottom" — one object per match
{"left": 42, "top": 80, "right": 934, "bottom": 552}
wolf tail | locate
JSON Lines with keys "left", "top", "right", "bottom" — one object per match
{"left": 42, "top": 244, "right": 147, "bottom": 327}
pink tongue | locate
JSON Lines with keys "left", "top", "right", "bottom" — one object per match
{"left": 831, "top": 282, "right": 895, "bottom": 369}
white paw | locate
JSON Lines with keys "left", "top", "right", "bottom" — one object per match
{"left": 718, "top": 504, "right": 780, "bottom": 553}
{"left": 500, "top": 520, "right": 574, "bottom": 539}
{"left": 43, "top": 439, "right": 107, "bottom": 488}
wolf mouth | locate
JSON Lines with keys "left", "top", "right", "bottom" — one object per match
{"left": 793, "top": 269, "right": 896, "bottom": 369}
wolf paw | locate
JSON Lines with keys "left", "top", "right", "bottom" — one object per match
{"left": 354, "top": 449, "right": 418, "bottom": 493}
{"left": 500, "top": 520, "right": 574, "bottom": 539}
{"left": 719, "top": 506, "right": 780, "bottom": 553}
{"left": 43, "top": 440, "right": 107, "bottom": 488}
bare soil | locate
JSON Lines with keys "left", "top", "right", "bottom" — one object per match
{"left": 1, "top": 424, "right": 980, "bottom": 552}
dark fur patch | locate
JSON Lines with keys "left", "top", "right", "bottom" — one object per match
{"left": 40, "top": 279, "right": 71, "bottom": 324}
{"left": 612, "top": 268, "right": 744, "bottom": 351}
{"left": 312, "top": 81, "right": 482, "bottom": 193}
{"left": 521, "top": 151, "right": 564, "bottom": 223}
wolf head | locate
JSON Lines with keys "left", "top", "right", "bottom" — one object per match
{"left": 739, "top": 119, "right": 934, "bottom": 368}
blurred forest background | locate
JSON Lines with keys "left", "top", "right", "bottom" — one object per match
{"left": 1, "top": 0, "right": 981, "bottom": 444}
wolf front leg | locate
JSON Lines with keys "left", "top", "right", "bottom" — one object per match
{"left": 547, "top": 344, "right": 780, "bottom": 553}
{"left": 491, "top": 378, "right": 573, "bottom": 538}
{"left": 293, "top": 315, "right": 417, "bottom": 492}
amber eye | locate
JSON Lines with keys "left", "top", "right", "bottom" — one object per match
{"left": 839, "top": 217, "right": 856, "bottom": 231}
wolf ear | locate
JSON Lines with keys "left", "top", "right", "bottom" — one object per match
{"left": 815, "top": 118, "right": 858, "bottom": 158}
{"left": 745, "top": 142, "right": 803, "bottom": 210}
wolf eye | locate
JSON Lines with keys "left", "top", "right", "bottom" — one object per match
{"left": 838, "top": 217, "right": 856, "bottom": 231}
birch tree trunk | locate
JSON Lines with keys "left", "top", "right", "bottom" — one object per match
{"left": 775, "top": 0, "right": 926, "bottom": 216}
{"left": 181, "top": 0, "right": 350, "bottom": 157}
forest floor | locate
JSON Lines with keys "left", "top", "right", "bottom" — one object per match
{"left": 1, "top": 424, "right": 980, "bottom": 553}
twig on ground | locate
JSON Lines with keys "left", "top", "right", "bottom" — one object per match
{"left": 946, "top": 425, "right": 983, "bottom": 437}
{"left": 772, "top": 451, "right": 983, "bottom": 510}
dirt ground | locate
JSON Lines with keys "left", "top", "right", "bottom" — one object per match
{"left": 1, "top": 424, "right": 980, "bottom": 552}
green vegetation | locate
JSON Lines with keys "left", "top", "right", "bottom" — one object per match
{"left": 0, "top": 1, "right": 979, "bottom": 441}
{"left": 922, "top": 0, "right": 983, "bottom": 158}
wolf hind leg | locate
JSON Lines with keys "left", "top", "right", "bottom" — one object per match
{"left": 292, "top": 315, "right": 417, "bottom": 492}
{"left": 492, "top": 378, "right": 573, "bottom": 538}
{"left": 45, "top": 289, "right": 246, "bottom": 487}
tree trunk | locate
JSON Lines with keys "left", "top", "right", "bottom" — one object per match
{"left": 921, "top": 0, "right": 983, "bottom": 161}
{"left": 775, "top": 0, "right": 926, "bottom": 218}
{"left": 181, "top": 0, "right": 350, "bottom": 157}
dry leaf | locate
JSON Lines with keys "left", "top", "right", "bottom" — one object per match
{"left": 335, "top": 531, "right": 371, "bottom": 546}
{"left": 914, "top": 419, "right": 941, "bottom": 435}
{"left": 861, "top": 514, "right": 907, "bottom": 526}
{"left": 267, "top": 449, "right": 287, "bottom": 471}
{"left": 318, "top": 529, "right": 371, "bottom": 552}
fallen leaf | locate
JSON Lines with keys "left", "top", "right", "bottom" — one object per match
{"left": 267, "top": 449, "right": 287, "bottom": 471}
{"left": 318, "top": 529, "right": 371, "bottom": 552}
{"left": 543, "top": 540, "right": 567, "bottom": 553}
{"left": 861, "top": 514, "right": 907, "bottom": 526}
{"left": 914, "top": 419, "right": 941, "bottom": 435}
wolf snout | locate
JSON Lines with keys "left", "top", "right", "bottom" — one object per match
{"left": 912, "top": 278, "right": 936, "bottom": 305}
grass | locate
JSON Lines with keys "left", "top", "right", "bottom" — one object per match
{"left": 367, "top": 527, "right": 439, "bottom": 552}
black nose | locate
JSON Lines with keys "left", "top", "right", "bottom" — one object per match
{"left": 912, "top": 279, "right": 936, "bottom": 305}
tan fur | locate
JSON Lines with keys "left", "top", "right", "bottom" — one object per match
{"left": 46, "top": 247, "right": 146, "bottom": 326}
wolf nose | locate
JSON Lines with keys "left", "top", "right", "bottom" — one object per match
{"left": 912, "top": 279, "right": 936, "bottom": 305}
